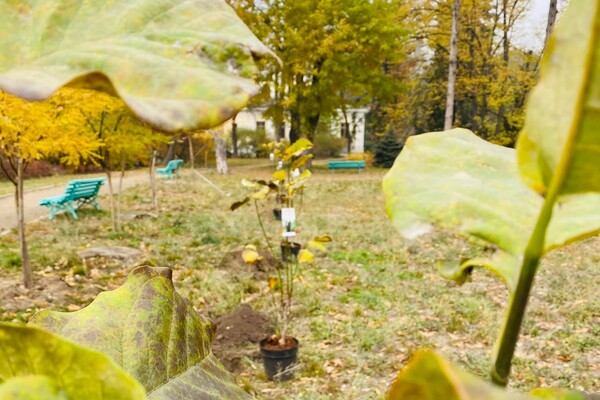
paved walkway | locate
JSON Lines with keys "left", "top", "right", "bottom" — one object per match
{"left": 0, "top": 170, "right": 150, "bottom": 234}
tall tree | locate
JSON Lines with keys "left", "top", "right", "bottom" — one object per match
{"left": 227, "top": 0, "right": 410, "bottom": 142}
{"left": 444, "top": 0, "right": 460, "bottom": 130}
{"left": 544, "top": 0, "right": 558, "bottom": 50}
{"left": 0, "top": 89, "right": 101, "bottom": 287}
{"left": 407, "top": 0, "right": 535, "bottom": 146}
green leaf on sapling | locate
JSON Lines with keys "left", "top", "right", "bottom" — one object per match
{"left": 283, "top": 138, "right": 313, "bottom": 160}
{"left": 29, "top": 266, "right": 252, "bottom": 400}
{"left": 383, "top": 129, "right": 600, "bottom": 291}
{"left": 386, "top": 350, "right": 529, "bottom": 400}
{"left": 0, "top": 323, "right": 146, "bottom": 400}
{"left": 517, "top": 0, "right": 600, "bottom": 195}
{"left": 0, "top": 0, "right": 276, "bottom": 132}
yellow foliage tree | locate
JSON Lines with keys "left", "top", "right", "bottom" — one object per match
{"left": 71, "top": 89, "right": 170, "bottom": 231}
{"left": 0, "top": 89, "right": 102, "bottom": 287}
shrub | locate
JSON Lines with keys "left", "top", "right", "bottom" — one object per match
{"left": 235, "top": 128, "right": 270, "bottom": 158}
{"left": 313, "top": 133, "right": 346, "bottom": 157}
{"left": 374, "top": 131, "right": 403, "bottom": 168}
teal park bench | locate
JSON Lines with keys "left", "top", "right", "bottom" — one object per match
{"left": 39, "top": 178, "right": 106, "bottom": 220}
{"left": 156, "top": 159, "right": 183, "bottom": 179}
{"left": 327, "top": 160, "right": 366, "bottom": 172}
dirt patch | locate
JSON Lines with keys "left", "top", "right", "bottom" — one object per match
{"left": 218, "top": 247, "right": 279, "bottom": 280}
{"left": 0, "top": 264, "right": 130, "bottom": 322}
{"left": 212, "top": 303, "right": 274, "bottom": 373}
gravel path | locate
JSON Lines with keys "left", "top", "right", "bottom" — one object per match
{"left": 0, "top": 170, "right": 150, "bottom": 234}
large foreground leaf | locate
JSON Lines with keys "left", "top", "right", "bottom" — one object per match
{"left": 386, "top": 350, "right": 587, "bottom": 400}
{"left": 30, "top": 266, "right": 252, "bottom": 400}
{"left": 517, "top": 0, "right": 600, "bottom": 195}
{"left": 0, "top": 323, "right": 146, "bottom": 400}
{"left": 0, "top": 0, "right": 274, "bottom": 132}
{"left": 383, "top": 129, "right": 600, "bottom": 290}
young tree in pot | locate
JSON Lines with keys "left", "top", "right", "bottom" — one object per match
{"left": 231, "top": 138, "right": 331, "bottom": 380}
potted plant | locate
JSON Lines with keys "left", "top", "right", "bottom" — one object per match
{"left": 231, "top": 138, "right": 331, "bottom": 381}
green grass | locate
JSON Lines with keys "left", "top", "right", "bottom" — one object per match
{"left": 1, "top": 160, "right": 598, "bottom": 399}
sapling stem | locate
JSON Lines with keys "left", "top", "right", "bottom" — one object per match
{"left": 254, "top": 200, "right": 275, "bottom": 259}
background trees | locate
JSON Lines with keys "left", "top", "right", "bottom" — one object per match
{"left": 226, "top": 0, "right": 410, "bottom": 143}
{"left": 0, "top": 89, "right": 101, "bottom": 287}
{"left": 227, "top": 0, "right": 542, "bottom": 149}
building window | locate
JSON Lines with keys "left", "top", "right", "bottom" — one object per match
{"left": 341, "top": 122, "right": 349, "bottom": 138}
{"left": 256, "top": 121, "right": 266, "bottom": 132}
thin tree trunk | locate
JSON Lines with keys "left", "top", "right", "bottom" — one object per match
{"left": 544, "top": 0, "right": 558, "bottom": 51}
{"left": 150, "top": 150, "right": 158, "bottom": 213}
{"left": 289, "top": 109, "right": 301, "bottom": 143}
{"left": 231, "top": 120, "right": 238, "bottom": 158}
{"left": 444, "top": 0, "right": 460, "bottom": 131}
{"left": 16, "top": 158, "right": 32, "bottom": 288}
{"left": 188, "top": 134, "right": 195, "bottom": 169}
{"left": 106, "top": 169, "right": 117, "bottom": 232}
{"left": 116, "top": 162, "right": 125, "bottom": 232}
{"left": 214, "top": 131, "right": 229, "bottom": 174}
{"left": 166, "top": 138, "right": 177, "bottom": 162}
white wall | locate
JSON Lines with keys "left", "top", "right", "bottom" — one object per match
{"left": 223, "top": 106, "right": 369, "bottom": 154}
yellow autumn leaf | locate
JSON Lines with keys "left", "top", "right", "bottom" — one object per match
{"left": 307, "top": 240, "right": 326, "bottom": 252}
{"left": 273, "top": 169, "right": 286, "bottom": 181}
{"left": 242, "top": 245, "right": 263, "bottom": 264}
{"left": 251, "top": 186, "right": 270, "bottom": 200}
{"left": 298, "top": 249, "right": 314, "bottom": 264}
{"left": 268, "top": 277, "right": 278, "bottom": 290}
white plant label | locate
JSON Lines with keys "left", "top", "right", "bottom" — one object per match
{"left": 281, "top": 207, "right": 296, "bottom": 238}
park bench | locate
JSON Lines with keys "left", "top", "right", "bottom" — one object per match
{"left": 327, "top": 160, "right": 366, "bottom": 172}
{"left": 39, "top": 178, "right": 106, "bottom": 220}
{"left": 156, "top": 159, "right": 183, "bottom": 180}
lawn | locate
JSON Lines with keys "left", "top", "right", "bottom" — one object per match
{"left": 0, "top": 161, "right": 598, "bottom": 399}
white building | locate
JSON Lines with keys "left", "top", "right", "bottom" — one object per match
{"left": 223, "top": 106, "right": 368, "bottom": 155}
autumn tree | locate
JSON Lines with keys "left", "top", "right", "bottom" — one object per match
{"left": 404, "top": 0, "right": 536, "bottom": 146}
{"left": 227, "top": 0, "right": 410, "bottom": 142}
{"left": 0, "top": 89, "right": 101, "bottom": 287}
{"left": 75, "top": 90, "right": 170, "bottom": 231}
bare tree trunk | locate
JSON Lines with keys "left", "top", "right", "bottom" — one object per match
{"left": 106, "top": 169, "right": 117, "bottom": 232}
{"left": 231, "top": 119, "right": 239, "bottom": 158}
{"left": 188, "top": 134, "right": 195, "bottom": 169}
{"left": 16, "top": 158, "right": 32, "bottom": 288}
{"left": 116, "top": 162, "right": 125, "bottom": 232}
{"left": 544, "top": 0, "right": 558, "bottom": 51}
{"left": 150, "top": 150, "right": 158, "bottom": 213}
{"left": 214, "top": 131, "right": 229, "bottom": 174}
{"left": 444, "top": 0, "right": 460, "bottom": 131}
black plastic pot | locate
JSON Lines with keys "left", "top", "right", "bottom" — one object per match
{"left": 259, "top": 337, "right": 299, "bottom": 381}
{"left": 273, "top": 208, "right": 282, "bottom": 221}
{"left": 280, "top": 242, "right": 301, "bottom": 262}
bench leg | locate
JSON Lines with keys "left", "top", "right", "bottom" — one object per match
{"left": 48, "top": 205, "right": 56, "bottom": 220}
{"left": 67, "top": 202, "right": 78, "bottom": 219}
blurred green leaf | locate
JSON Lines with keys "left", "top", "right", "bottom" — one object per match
{"left": 30, "top": 266, "right": 252, "bottom": 400}
{"left": 0, "top": 324, "right": 146, "bottom": 400}
{"left": 386, "top": 350, "right": 529, "bottom": 400}
{"left": 517, "top": 0, "right": 600, "bottom": 195}
{"left": 0, "top": 0, "right": 275, "bottom": 132}
{"left": 383, "top": 129, "right": 600, "bottom": 291}
{"left": 283, "top": 138, "right": 313, "bottom": 160}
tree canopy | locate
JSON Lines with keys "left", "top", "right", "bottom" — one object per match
{"left": 227, "top": 0, "right": 411, "bottom": 142}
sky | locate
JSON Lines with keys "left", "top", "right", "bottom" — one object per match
{"left": 512, "top": 0, "right": 551, "bottom": 52}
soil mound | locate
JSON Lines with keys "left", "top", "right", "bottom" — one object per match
{"left": 212, "top": 303, "right": 274, "bottom": 373}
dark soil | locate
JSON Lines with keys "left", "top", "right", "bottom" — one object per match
{"left": 260, "top": 335, "right": 298, "bottom": 351}
{"left": 212, "top": 303, "right": 274, "bottom": 373}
